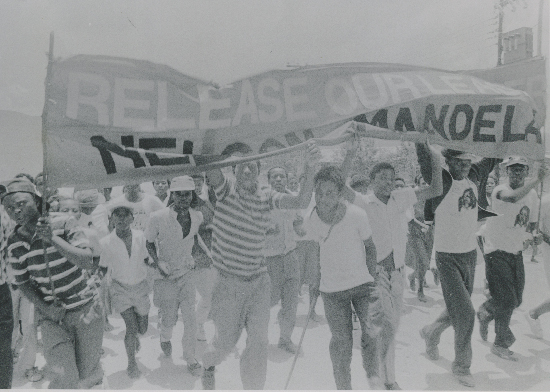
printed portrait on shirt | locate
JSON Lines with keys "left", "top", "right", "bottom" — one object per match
{"left": 458, "top": 188, "right": 477, "bottom": 212}
{"left": 514, "top": 205, "right": 530, "bottom": 228}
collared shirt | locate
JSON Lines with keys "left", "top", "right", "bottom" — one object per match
{"left": 145, "top": 206, "right": 203, "bottom": 278}
{"left": 264, "top": 208, "right": 298, "bottom": 257}
{"left": 7, "top": 215, "right": 95, "bottom": 310}
{"left": 211, "top": 176, "right": 285, "bottom": 278}
{"left": 353, "top": 187, "right": 417, "bottom": 269}
{"left": 99, "top": 229, "right": 149, "bottom": 285}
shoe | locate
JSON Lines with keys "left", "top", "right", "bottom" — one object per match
{"left": 367, "top": 376, "right": 385, "bottom": 390}
{"left": 160, "top": 341, "right": 172, "bottom": 357}
{"left": 420, "top": 326, "right": 439, "bottom": 360}
{"left": 104, "top": 322, "right": 115, "bottom": 332}
{"left": 476, "top": 311, "right": 489, "bottom": 341}
{"left": 24, "top": 367, "right": 43, "bottom": 382}
{"left": 525, "top": 312, "right": 544, "bottom": 339}
{"left": 278, "top": 339, "right": 300, "bottom": 354}
{"left": 408, "top": 274, "right": 416, "bottom": 291}
{"left": 187, "top": 361, "right": 202, "bottom": 376}
{"left": 531, "top": 256, "right": 539, "bottom": 263}
{"left": 491, "top": 344, "right": 518, "bottom": 361}
{"left": 417, "top": 291, "right": 427, "bottom": 302}
{"left": 197, "top": 324, "right": 207, "bottom": 341}
{"left": 201, "top": 366, "right": 215, "bottom": 390}
{"left": 385, "top": 382, "right": 401, "bottom": 390}
{"left": 431, "top": 268, "right": 440, "bottom": 286}
{"left": 453, "top": 373, "right": 475, "bottom": 388}
{"left": 127, "top": 364, "right": 142, "bottom": 379}
{"left": 309, "top": 311, "right": 321, "bottom": 323}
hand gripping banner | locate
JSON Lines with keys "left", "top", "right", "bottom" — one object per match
{"left": 43, "top": 56, "right": 544, "bottom": 188}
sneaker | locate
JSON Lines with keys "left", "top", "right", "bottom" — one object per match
{"left": 187, "top": 361, "right": 202, "bottom": 376}
{"left": 309, "top": 311, "right": 322, "bottom": 323}
{"left": 525, "top": 312, "right": 544, "bottom": 339}
{"left": 160, "top": 341, "right": 172, "bottom": 357}
{"left": 201, "top": 366, "right": 215, "bottom": 390}
{"left": 420, "top": 326, "right": 439, "bottom": 360}
{"left": 367, "top": 376, "right": 385, "bottom": 390}
{"left": 24, "top": 367, "right": 44, "bottom": 382}
{"left": 476, "top": 311, "right": 489, "bottom": 341}
{"left": 417, "top": 291, "right": 427, "bottom": 303}
{"left": 197, "top": 324, "right": 207, "bottom": 341}
{"left": 453, "top": 372, "right": 475, "bottom": 388}
{"left": 491, "top": 344, "right": 518, "bottom": 361}
{"left": 127, "top": 364, "right": 141, "bottom": 379}
{"left": 385, "top": 382, "right": 402, "bottom": 390}
{"left": 278, "top": 339, "right": 300, "bottom": 354}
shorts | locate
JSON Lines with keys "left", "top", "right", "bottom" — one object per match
{"left": 110, "top": 279, "right": 151, "bottom": 316}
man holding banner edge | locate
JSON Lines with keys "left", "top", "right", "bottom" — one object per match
{"left": 200, "top": 141, "right": 320, "bottom": 390}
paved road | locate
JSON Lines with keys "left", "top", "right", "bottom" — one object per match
{"left": 13, "top": 248, "right": 550, "bottom": 390}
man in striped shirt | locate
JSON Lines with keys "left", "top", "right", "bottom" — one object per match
{"left": 2, "top": 178, "right": 104, "bottom": 389}
{"left": 200, "top": 142, "right": 320, "bottom": 390}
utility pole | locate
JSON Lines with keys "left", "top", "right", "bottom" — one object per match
{"left": 497, "top": 5, "right": 504, "bottom": 66}
{"left": 537, "top": 0, "right": 544, "bottom": 56}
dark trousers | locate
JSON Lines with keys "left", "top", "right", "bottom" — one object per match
{"left": 478, "top": 250, "right": 524, "bottom": 348}
{"left": 423, "top": 250, "right": 476, "bottom": 376}
{"left": 0, "top": 283, "right": 13, "bottom": 389}
{"left": 322, "top": 283, "right": 382, "bottom": 390}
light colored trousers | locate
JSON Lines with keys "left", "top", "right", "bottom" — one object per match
{"left": 11, "top": 288, "right": 38, "bottom": 375}
{"left": 194, "top": 267, "right": 217, "bottom": 325}
{"left": 372, "top": 266, "right": 404, "bottom": 385}
{"left": 154, "top": 273, "right": 197, "bottom": 363}
{"left": 203, "top": 271, "right": 271, "bottom": 390}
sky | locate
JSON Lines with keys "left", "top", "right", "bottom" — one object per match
{"left": 0, "top": 0, "right": 547, "bottom": 116}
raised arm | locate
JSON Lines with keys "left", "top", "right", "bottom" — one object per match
{"left": 415, "top": 143, "right": 433, "bottom": 185}
{"left": 415, "top": 144, "right": 443, "bottom": 202}
{"left": 36, "top": 219, "right": 94, "bottom": 270}
{"left": 278, "top": 141, "right": 321, "bottom": 209}
{"left": 497, "top": 164, "right": 546, "bottom": 203}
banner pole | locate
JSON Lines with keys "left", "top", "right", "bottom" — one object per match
{"left": 41, "top": 31, "right": 58, "bottom": 305}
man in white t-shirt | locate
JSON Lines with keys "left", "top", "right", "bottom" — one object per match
{"left": 341, "top": 144, "right": 442, "bottom": 390}
{"left": 477, "top": 156, "right": 544, "bottom": 361}
{"left": 304, "top": 166, "right": 382, "bottom": 390}
{"left": 416, "top": 145, "right": 499, "bottom": 388}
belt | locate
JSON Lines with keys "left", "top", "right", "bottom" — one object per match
{"left": 218, "top": 269, "right": 267, "bottom": 282}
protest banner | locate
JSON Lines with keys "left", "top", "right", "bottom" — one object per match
{"left": 43, "top": 55, "right": 544, "bottom": 188}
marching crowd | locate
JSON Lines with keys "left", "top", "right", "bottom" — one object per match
{"left": 1, "top": 133, "right": 550, "bottom": 390}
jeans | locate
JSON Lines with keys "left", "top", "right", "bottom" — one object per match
{"left": 266, "top": 249, "right": 300, "bottom": 341}
{"left": 202, "top": 271, "right": 271, "bottom": 390}
{"left": 321, "top": 282, "right": 382, "bottom": 390}
{"left": 478, "top": 250, "right": 524, "bottom": 348}
{"left": 155, "top": 273, "right": 197, "bottom": 363}
{"left": 37, "top": 301, "right": 104, "bottom": 389}
{"left": 0, "top": 283, "right": 13, "bottom": 389}
{"left": 423, "top": 250, "right": 476, "bottom": 376}
{"left": 375, "top": 266, "right": 405, "bottom": 385}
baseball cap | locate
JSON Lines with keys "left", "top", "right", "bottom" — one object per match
{"left": 75, "top": 189, "right": 100, "bottom": 207}
{"left": 108, "top": 200, "right": 134, "bottom": 215}
{"left": 0, "top": 178, "right": 38, "bottom": 202}
{"left": 441, "top": 149, "right": 476, "bottom": 161}
{"left": 503, "top": 156, "right": 529, "bottom": 167}
{"left": 170, "top": 176, "right": 195, "bottom": 192}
